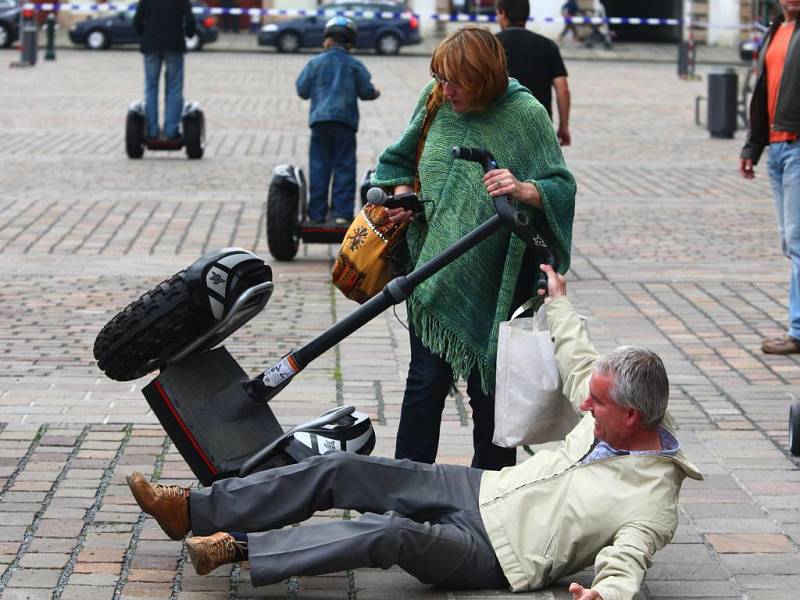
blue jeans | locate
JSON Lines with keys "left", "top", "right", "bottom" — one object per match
{"left": 395, "top": 327, "right": 517, "bottom": 471}
{"left": 767, "top": 141, "right": 800, "bottom": 339}
{"left": 308, "top": 122, "right": 357, "bottom": 221}
{"left": 144, "top": 52, "right": 185, "bottom": 139}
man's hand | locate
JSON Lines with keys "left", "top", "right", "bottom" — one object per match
{"left": 568, "top": 582, "right": 603, "bottom": 600}
{"left": 739, "top": 158, "right": 755, "bottom": 180}
{"left": 538, "top": 263, "right": 566, "bottom": 303}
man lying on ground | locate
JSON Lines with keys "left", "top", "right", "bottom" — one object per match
{"left": 126, "top": 264, "right": 702, "bottom": 600}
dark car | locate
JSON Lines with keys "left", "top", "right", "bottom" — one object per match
{"left": 258, "top": 2, "right": 421, "bottom": 55}
{"left": 0, "top": 0, "right": 20, "bottom": 49}
{"left": 68, "top": 2, "right": 218, "bottom": 51}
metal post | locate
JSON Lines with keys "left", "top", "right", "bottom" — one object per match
{"left": 19, "top": 8, "right": 37, "bottom": 67}
{"left": 44, "top": 13, "right": 56, "bottom": 60}
{"left": 679, "top": 0, "right": 697, "bottom": 80}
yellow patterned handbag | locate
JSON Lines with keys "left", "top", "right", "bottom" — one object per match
{"left": 331, "top": 204, "right": 408, "bottom": 303}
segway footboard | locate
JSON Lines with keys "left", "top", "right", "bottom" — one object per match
{"left": 142, "top": 347, "right": 314, "bottom": 484}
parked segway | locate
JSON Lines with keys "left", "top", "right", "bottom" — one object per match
{"left": 94, "top": 147, "right": 560, "bottom": 486}
{"left": 265, "top": 166, "right": 374, "bottom": 261}
{"left": 125, "top": 100, "right": 206, "bottom": 160}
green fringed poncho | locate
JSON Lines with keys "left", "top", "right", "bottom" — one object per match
{"left": 372, "top": 79, "right": 576, "bottom": 392}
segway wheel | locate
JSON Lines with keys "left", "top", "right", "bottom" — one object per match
{"left": 93, "top": 271, "right": 205, "bottom": 381}
{"left": 125, "top": 111, "right": 145, "bottom": 159}
{"left": 266, "top": 180, "right": 300, "bottom": 261}
{"left": 184, "top": 112, "right": 205, "bottom": 160}
{"left": 790, "top": 400, "right": 800, "bottom": 456}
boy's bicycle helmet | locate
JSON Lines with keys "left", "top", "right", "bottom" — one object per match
{"left": 324, "top": 16, "right": 358, "bottom": 45}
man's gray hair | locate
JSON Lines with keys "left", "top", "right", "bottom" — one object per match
{"left": 594, "top": 346, "right": 669, "bottom": 429}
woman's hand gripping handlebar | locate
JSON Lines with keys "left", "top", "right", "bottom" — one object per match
{"left": 452, "top": 146, "right": 558, "bottom": 294}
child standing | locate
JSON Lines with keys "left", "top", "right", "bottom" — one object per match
{"left": 296, "top": 17, "right": 380, "bottom": 225}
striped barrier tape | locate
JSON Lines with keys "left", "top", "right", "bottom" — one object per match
{"left": 20, "top": 3, "right": 683, "bottom": 26}
{"left": 20, "top": 3, "right": 769, "bottom": 30}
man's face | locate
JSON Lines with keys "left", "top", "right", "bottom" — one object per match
{"left": 580, "top": 372, "right": 636, "bottom": 447}
{"left": 781, "top": 0, "right": 800, "bottom": 19}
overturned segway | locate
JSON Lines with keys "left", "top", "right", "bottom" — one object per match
{"left": 94, "top": 147, "right": 561, "bottom": 486}
{"left": 125, "top": 100, "right": 205, "bottom": 160}
{"left": 265, "top": 165, "right": 373, "bottom": 261}
{"left": 93, "top": 247, "right": 375, "bottom": 484}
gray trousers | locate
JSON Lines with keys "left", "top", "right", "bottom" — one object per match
{"left": 189, "top": 452, "right": 508, "bottom": 589}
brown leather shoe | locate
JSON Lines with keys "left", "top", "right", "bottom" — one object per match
{"left": 761, "top": 334, "right": 800, "bottom": 355}
{"left": 126, "top": 472, "right": 191, "bottom": 540}
{"left": 186, "top": 532, "right": 246, "bottom": 575}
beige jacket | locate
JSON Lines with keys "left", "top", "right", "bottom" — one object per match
{"left": 479, "top": 297, "right": 702, "bottom": 600}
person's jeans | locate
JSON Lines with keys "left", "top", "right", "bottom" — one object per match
{"left": 308, "top": 122, "right": 357, "bottom": 222}
{"left": 395, "top": 327, "right": 517, "bottom": 470}
{"left": 767, "top": 141, "right": 800, "bottom": 339}
{"left": 144, "top": 52, "right": 185, "bottom": 139}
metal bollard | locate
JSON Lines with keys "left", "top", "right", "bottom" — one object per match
{"left": 20, "top": 16, "right": 38, "bottom": 66}
{"left": 45, "top": 13, "right": 56, "bottom": 60}
{"left": 707, "top": 68, "right": 738, "bottom": 139}
{"left": 677, "top": 41, "right": 695, "bottom": 78}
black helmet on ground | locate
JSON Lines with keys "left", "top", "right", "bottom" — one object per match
{"left": 324, "top": 16, "right": 357, "bottom": 45}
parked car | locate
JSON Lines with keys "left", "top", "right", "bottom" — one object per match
{"left": 0, "top": 0, "right": 20, "bottom": 49}
{"left": 68, "top": 2, "right": 218, "bottom": 51}
{"left": 258, "top": 2, "right": 421, "bottom": 55}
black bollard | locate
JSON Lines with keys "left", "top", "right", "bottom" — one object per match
{"left": 45, "top": 13, "right": 56, "bottom": 60}
{"left": 20, "top": 11, "right": 38, "bottom": 66}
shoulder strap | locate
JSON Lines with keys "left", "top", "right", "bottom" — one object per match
{"left": 414, "top": 92, "right": 442, "bottom": 193}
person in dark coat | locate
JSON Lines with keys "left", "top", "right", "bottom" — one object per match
{"left": 133, "top": 0, "right": 197, "bottom": 140}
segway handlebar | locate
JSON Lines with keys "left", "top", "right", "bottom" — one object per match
{"left": 244, "top": 147, "right": 559, "bottom": 403}
{"left": 365, "top": 187, "right": 426, "bottom": 213}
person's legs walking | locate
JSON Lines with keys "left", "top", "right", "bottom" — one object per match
{"left": 763, "top": 142, "right": 800, "bottom": 353}
{"left": 143, "top": 53, "right": 163, "bottom": 139}
{"left": 189, "top": 452, "right": 483, "bottom": 535}
{"left": 395, "top": 327, "right": 452, "bottom": 463}
{"left": 163, "top": 52, "right": 185, "bottom": 139}
{"left": 245, "top": 510, "right": 507, "bottom": 588}
{"left": 466, "top": 371, "right": 516, "bottom": 470}
{"left": 308, "top": 123, "right": 334, "bottom": 222}
{"left": 330, "top": 124, "right": 357, "bottom": 222}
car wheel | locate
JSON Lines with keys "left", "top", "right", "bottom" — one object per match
{"left": 375, "top": 32, "right": 401, "bottom": 55}
{"left": 86, "top": 29, "right": 109, "bottom": 50}
{"left": 185, "top": 34, "right": 203, "bottom": 51}
{"left": 276, "top": 31, "right": 300, "bottom": 53}
{"left": 0, "top": 23, "right": 11, "bottom": 49}
{"left": 125, "top": 111, "right": 145, "bottom": 159}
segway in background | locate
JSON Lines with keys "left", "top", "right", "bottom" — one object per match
{"left": 266, "top": 166, "right": 373, "bottom": 261}
{"left": 93, "top": 147, "right": 559, "bottom": 486}
{"left": 790, "top": 396, "right": 800, "bottom": 456}
{"left": 125, "top": 100, "right": 205, "bottom": 159}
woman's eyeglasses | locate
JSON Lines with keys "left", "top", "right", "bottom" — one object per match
{"left": 431, "top": 72, "right": 458, "bottom": 88}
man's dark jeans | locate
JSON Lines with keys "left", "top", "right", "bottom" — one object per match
{"left": 395, "top": 327, "right": 517, "bottom": 470}
{"left": 308, "top": 121, "right": 356, "bottom": 222}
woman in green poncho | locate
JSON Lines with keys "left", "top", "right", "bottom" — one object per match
{"left": 372, "top": 27, "right": 575, "bottom": 470}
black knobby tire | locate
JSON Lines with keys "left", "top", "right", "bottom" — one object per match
{"left": 184, "top": 114, "right": 205, "bottom": 159}
{"left": 790, "top": 400, "right": 800, "bottom": 456}
{"left": 266, "top": 181, "right": 300, "bottom": 261}
{"left": 125, "top": 112, "right": 145, "bottom": 159}
{"left": 93, "top": 271, "right": 205, "bottom": 381}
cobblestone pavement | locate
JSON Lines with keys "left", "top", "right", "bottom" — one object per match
{"left": 1, "top": 43, "right": 798, "bottom": 600}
